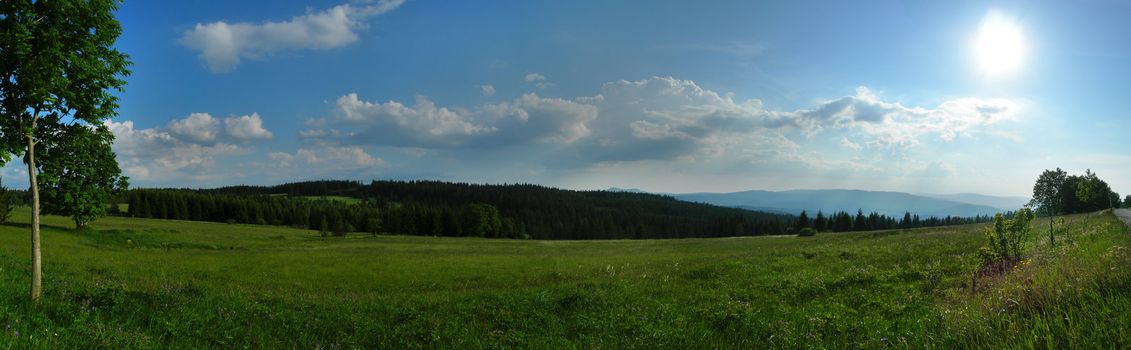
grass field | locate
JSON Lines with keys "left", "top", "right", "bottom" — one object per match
{"left": 0, "top": 207, "right": 1129, "bottom": 348}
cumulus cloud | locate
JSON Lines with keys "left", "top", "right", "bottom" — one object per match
{"left": 224, "top": 113, "right": 274, "bottom": 140}
{"left": 809, "top": 87, "right": 1021, "bottom": 149}
{"left": 482, "top": 93, "right": 598, "bottom": 144}
{"left": 327, "top": 93, "right": 496, "bottom": 147}
{"left": 165, "top": 112, "right": 275, "bottom": 143}
{"left": 106, "top": 111, "right": 275, "bottom": 182}
{"left": 297, "top": 76, "right": 1022, "bottom": 176}
{"left": 572, "top": 77, "right": 785, "bottom": 162}
{"left": 179, "top": 0, "right": 405, "bottom": 72}
{"left": 107, "top": 120, "right": 251, "bottom": 181}
{"left": 268, "top": 146, "right": 383, "bottom": 169}
{"left": 303, "top": 92, "right": 596, "bottom": 148}
{"left": 168, "top": 113, "right": 219, "bottom": 143}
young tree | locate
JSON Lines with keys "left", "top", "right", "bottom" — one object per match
{"left": 0, "top": 0, "right": 131, "bottom": 301}
{"left": 38, "top": 123, "right": 128, "bottom": 228}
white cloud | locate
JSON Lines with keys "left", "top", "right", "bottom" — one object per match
{"left": 179, "top": 0, "right": 405, "bottom": 72}
{"left": 167, "top": 113, "right": 219, "bottom": 143}
{"left": 267, "top": 146, "right": 383, "bottom": 169}
{"left": 573, "top": 76, "right": 781, "bottom": 162}
{"left": 107, "top": 120, "right": 251, "bottom": 181}
{"left": 482, "top": 93, "right": 598, "bottom": 144}
{"left": 290, "top": 76, "right": 1023, "bottom": 190}
{"left": 524, "top": 73, "right": 553, "bottom": 89}
{"left": 480, "top": 84, "right": 496, "bottom": 97}
{"left": 303, "top": 92, "right": 596, "bottom": 148}
{"left": 327, "top": 93, "right": 495, "bottom": 147}
{"left": 812, "top": 87, "right": 1021, "bottom": 149}
{"left": 224, "top": 113, "right": 274, "bottom": 140}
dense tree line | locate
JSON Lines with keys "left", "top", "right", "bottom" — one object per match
{"left": 1031, "top": 168, "right": 1122, "bottom": 216}
{"left": 120, "top": 180, "right": 1001, "bottom": 240}
{"left": 123, "top": 182, "right": 797, "bottom": 239}
{"left": 796, "top": 209, "right": 995, "bottom": 233}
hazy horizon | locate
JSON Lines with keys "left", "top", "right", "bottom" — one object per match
{"left": 5, "top": 0, "right": 1128, "bottom": 198}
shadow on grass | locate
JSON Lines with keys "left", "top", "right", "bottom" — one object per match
{"left": 0, "top": 221, "right": 76, "bottom": 232}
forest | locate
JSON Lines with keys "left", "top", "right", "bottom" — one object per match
{"left": 120, "top": 180, "right": 995, "bottom": 239}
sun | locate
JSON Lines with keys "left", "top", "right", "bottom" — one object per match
{"left": 974, "top": 12, "right": 1026, "bottom": 77}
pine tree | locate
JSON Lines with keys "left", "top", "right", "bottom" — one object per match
{"left": 796, "top": 210, "right": 810, "bottom": 230}
{"left": 813, "top": 211, "right": 827, "bottom": 232}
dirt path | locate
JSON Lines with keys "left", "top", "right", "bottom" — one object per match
{"left": 1115, "top": 208, "right": 1131, "bottom": 228}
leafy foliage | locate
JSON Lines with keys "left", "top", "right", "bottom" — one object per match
{"left": 0, "top": 0, "right": 132, "bottom": 301}
{"left": 979, "top": 207, "right": 1034, "bottom": 264}
{"left": 1030, "top": 168, "right": 1067, "bottom": 216}
{"left": 1032, "top": 168, "right": 1119, "bottom": 216}
{"left": 0, "top": 178, "right": 12, "bottom": 224}
{"left": 38, "top": 123, "right": 128, "bottom": 228}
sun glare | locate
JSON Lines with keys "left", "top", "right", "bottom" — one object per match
{"left": 974, "top": 12, "right": 1026, "bottom": 77}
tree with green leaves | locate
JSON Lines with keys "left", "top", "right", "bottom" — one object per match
{"left": 1073, "top": 169, "right": 1111, "bottom": 212}
{"left": 38, "top": 123, "right": 128, "bottom": 228}
{"left": 1030, "top": 168, "right": 1067, "bottom": 245}
{"left": 0, "top": 0, "right": 131, "bottom": 301}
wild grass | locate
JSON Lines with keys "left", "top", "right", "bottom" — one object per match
{"left": 0, "top": 207, "right": 1127, "bottom": 348}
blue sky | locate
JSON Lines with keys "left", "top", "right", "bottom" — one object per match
{"left": 17, "top": 0, "right": 1130, "bottom": 197}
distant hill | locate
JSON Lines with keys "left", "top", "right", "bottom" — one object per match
{"left": 139, "top": 180, "right": 796, "bottom": 239}
{"left": 675, "top": 189, "right": 1005, "bottom": 218}
{"left": 916, "top": 193, "right": 1029, "bottom": 211}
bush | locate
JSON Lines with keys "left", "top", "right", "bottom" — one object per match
{"left": 979, "top": 208, "right": 1034, "bottom": 265}
{"left": 797, "top": 227, "right": 817, "bottom": 237}
{"left": 0, "top": 179, "right": 11, "bottom": 224}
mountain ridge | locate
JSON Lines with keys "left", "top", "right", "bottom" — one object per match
{"left": 631, "top": 188, "right": 1014, "bottom": 218}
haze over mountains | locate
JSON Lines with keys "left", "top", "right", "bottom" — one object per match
{"left": 608, "top": 188, "right": 1028, "bottom": 218}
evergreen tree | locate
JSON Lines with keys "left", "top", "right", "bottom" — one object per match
{"left": 853, "top": 210, "right": 868, "bottom": 231}
{"left": 796, "top": 210, "right": 810, "bottom": 230}
{"left": 813, "top": 211, "right": 827, "bottom": 232}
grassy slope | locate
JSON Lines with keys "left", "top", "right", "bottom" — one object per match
{"left": 0, "top": 207, "right": 1127, "bottom": 348}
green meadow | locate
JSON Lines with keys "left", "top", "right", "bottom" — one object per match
{"left": 0, "top": 207, "right": 1128, "bottom": 348}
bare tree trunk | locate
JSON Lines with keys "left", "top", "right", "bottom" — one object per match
{"left": 27, "top": 134, "right": 41, "bottom": 302}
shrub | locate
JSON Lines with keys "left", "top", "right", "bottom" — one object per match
{"left": 979, "top": 208, "right": 1034, "bottom": 265}
{"left": 798, "top": 227, "right": 817, "bottom": 237}
{"left": 0, "top": 179, "right": 11, "bottom": 224}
